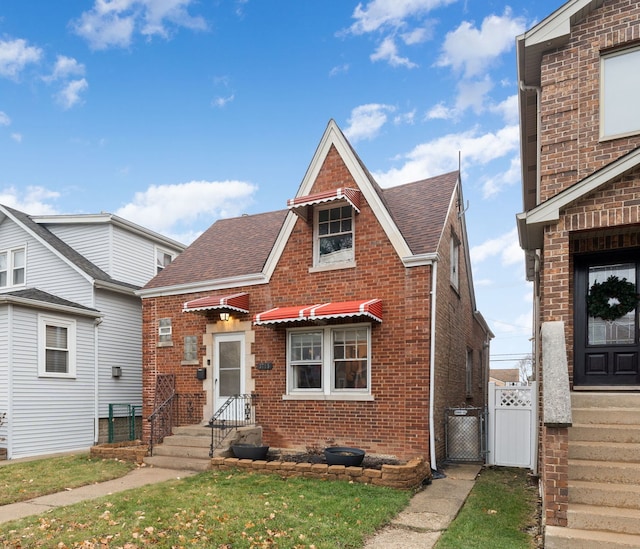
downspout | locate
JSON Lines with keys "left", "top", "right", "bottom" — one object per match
{"left": 94, "top": 317, "right": 102, "bottom": 444}
{"left": 429, "top": 260, "right": 438, "bottom": 471}
{"left": 7, "top": 304, "right": 13, "bottom": 459}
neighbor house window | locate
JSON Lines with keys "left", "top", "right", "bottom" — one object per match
{"left": 314, "top": 204, "right": 354, "bottom": 266}
{"left": 450, "top": 235, "right": 460, "bottom": 290}
{"left": 0, "top": 247, "right": 26, "bottom": 288}
{"left": 156, "top": 247, "right": 175, "bottom": 274}
{"left": 601, "top": 46, "right": 640, "bottom": 140}
{"left": 38, "top": 315, "right": 76, "bottom": 378}
{"left": 287, "top": 325, "right": 370, "bottom": 396}
{"left": 158, "top": 318, "right": 172, "bottom": 346}
{"left": 184, "top": 335, "right": 198, "bottom": 362}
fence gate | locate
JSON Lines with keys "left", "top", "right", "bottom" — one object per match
{"left": 445, "top": 407, "right": 486, "bottom": 463}
{"left": 487, "top": 382, "right": 537, "bottom": 469}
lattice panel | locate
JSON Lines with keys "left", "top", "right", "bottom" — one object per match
{"left": 154, "top": 374, "right": 176, "bottom": 407}
{"left": 498, "top": 389, "right": 532, "bottom": 408}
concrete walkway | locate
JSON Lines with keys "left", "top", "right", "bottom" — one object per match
{"left": 0, "top": 461, "right": 480, "bottom": 549}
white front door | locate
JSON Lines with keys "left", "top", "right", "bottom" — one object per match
{"left": 214, "top": 333, "right": 245, "bottom": 416}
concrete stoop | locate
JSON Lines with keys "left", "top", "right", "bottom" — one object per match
{"left": 144, "top": 424, "right": 263, "bottom": 472}
{"left": 546, "top": 392, "right": 640, "bottom": 546}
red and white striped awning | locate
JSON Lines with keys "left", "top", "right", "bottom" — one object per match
{"left": 183, "top": 292, "right": 249, "bottom": 314}
{"left": 254, "top": 299, "right": 382, "bottom": 325}
{"left": 287, "top": 188, "right": 361, "bottom": 220}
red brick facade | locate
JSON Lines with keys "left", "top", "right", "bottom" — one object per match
{"left": 141, "top": 125, "right": 489, "bottom": 464}
{"left": 519, "top": 0, "right": 640, "bottom": 527}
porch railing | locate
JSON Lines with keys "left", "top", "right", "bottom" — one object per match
{"left": 208, "top": 394, "right": 256, "bottom": 457}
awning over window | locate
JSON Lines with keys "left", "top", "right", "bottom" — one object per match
{"left": 287, "top": 188, "right": 361, "bottom": 220}
{"left": 254, "top": 299, "right": 382, "bottom": 325}
{"left": 183, "top": 292, "right": 249, "bottom": 314}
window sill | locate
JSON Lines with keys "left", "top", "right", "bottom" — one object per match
{"left": 38, "top": 373, "right": 76, "bottom": 379}
{"left": 181, "top": 359, "right": 200, "bottom": 366}
{"left": 282, "top": 393, "right": 374, "bottom": 402}
{"left": 309, "top": 261, "right": 356, "bottom": 274}
{"left": 157, "top": 341, "right": 174, "bottom": 348}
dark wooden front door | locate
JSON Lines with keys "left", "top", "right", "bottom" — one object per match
{"left": 574, "top": 253, "right": 640, "bottom": 387}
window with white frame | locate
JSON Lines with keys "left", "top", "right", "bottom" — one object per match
{"left": 156, "top": 247, "right": 175, "bottom": 274}
{"left": 0, "top": 247, "right": 26, "bottom": 288}
{"left": 601, "top": 46, "right": 640, "bottom": 140}
{"left": 287, "top": 325, "right": 370, "bottom": 395}
{"left": 158, "top": 318, "right": 172, "bottom": 346}
{"left": 38, "top": 315, "right": 76, "bottom": 377}
{"left": 450, "top": 234, "right": 460, "bottom": 290}
{"left": 314, "top": 204, "right": 354, "bottom": 266}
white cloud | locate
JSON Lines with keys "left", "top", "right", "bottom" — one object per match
{"left": 44, "top": 55, "right": 86, "bottom": 82}
{"left": 471, "top": 227, "right": 522, "bottom": 267}
{"left": 454, "top": 77, "right": 494, "bottom": 115}
{"left": 56, "top": 79, "right": 89, "bottom": 109}
{"left": 343, "top": 103, "right": 396, "bottom": 142}
{"left": 426, "top": 102, "right": 454, "bottom": 120}
{"left": 374, "top": 124, "right": 520, "bottom": 186}
{"left": 393, "top": 110, "right": 416, "bottom": 125}
{"left": 72, "top": 0, "right": 206, "bottom": 50}
{"left": 115, "top": 179, "right": 258, "bottom": 239}
{"left": 0, "top": 186, "right": 60, "bottom": 214}
{"left": 0, "top": 112, "right": 10, "bottom": 126}
{"left": 436, "top": 9, "right": 526, "bottom": 78}
{"left": 370, "top": 36, "right": 417, "bottom": 68}
{"left": 212, "top": 94, "right": 234, "bottom": 108}
{"left": 348, "top": 0, "right": 454, "bottom": 35}
{"left": 329, "top": 63, "right": 350, "bottom": 77}
{"left": 489, "top": 94, "right": 519, "bottom": 125}
{"left": 0, "top": 38, "right": 42, "bottom": 79}
{"left": 481, "top": 156, "right": 520, "bottom": 198}
{"left": 11, "top": 133, "right": 22, "bottom": 143}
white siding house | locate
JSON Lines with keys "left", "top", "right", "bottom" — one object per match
{"left": 0, "top": 206, "right": 184, "bottom": 459}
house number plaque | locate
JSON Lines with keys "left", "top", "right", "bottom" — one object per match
{"left": 256, "top": 362, "right": 273, "bottom": 371}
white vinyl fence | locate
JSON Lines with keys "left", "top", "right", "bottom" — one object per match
{"left": 487, "top": 382, "right": 537, "bottom": 470}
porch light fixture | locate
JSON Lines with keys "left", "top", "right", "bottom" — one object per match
{"left": 219, "top": 312, "right": 230, "bottom": 321}
{"left": 112, "top": 366, "right": 122, "bottom": 378}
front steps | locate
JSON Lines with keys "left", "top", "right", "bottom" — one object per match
{"left": 144, "top": 425, "right": 263, "bottom": 472}
{"left": 545, "top": 392, "right": 640, "bottom": 549}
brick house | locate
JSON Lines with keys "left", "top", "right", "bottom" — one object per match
{"left": 517, "top": 0, "right": 640, "bottom": 544}
{"left": 139, "top": 120, "right": 491, "bottom": 468}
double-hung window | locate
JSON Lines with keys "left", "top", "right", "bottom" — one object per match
{"left": 156, "top": 247, "right": 175, "bottom": 274}
{"left": 287, "top": 325, "right": 371, "bottom": 397}
{"left": 315, "top": 205, "right": 354, "bottom": 266}
{"left": 38, "top": 315, "right": 76, "bottom": 378}
{"left": 601, "top": 46, "right": 640, "bottom": 140}
{"left": 0, "top": 247, "right": 26, "bottom": 288}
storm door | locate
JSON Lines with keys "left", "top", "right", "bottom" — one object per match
{"left": 574, "top": 253, "right": 640, "bottom": 387}
{"left": 213, "top": 333, "right": 245, "bottom": 414}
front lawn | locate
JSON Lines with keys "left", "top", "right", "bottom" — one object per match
{"left": 0, "top": 454, "right": 137, "bottom": 506}
{"left": 0, "top": 469, "right": 411, "bottom": 548}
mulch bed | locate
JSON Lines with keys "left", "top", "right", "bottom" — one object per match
{"left": 265, "top": 450, "right": 403, "bottom": 470}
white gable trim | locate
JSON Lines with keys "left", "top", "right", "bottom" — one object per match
{"left": 519, "top": 148, "right": 640, "bottom": 250}
{"left": 265, "top": 120, "right": 413, "bottom": 275}
{"left": 522, "top": 0, "right": 601, "bottom": 47}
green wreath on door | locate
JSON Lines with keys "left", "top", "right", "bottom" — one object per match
{"left": 587, "top": 275, "right": 638, "bottom": 321}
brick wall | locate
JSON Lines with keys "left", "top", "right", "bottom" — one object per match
{"left": 535, "top": 0, "right": 640, "bottom": 527}
{"left": 142, "top": 147, "right": 486, "bottom": 464}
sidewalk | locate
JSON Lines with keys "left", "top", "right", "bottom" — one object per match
{"left": 0, "top": 461, "right": 480, "bottom": 549}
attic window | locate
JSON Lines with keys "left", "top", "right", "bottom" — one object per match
{"left": 315, "top": 204, "right": 354, "bottom": 267}
{"left": 156, "top": 247, "right": 175, "bottom": 274}
{"left": 0, "top": 247, "right": 26, "bottom": 288}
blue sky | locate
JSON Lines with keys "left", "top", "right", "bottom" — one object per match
{"left": 0, "top": 0, "right": 563, "bottom": 372}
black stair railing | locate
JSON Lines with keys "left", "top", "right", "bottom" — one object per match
{"left": 208, "top": 394, "right": 256, "bottom": 457}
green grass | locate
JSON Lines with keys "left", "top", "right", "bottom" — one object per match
{"left": 0, "top": 469, "right": 411, "bottom": 548}
{"left": 435, "top": 467, "right": 540, "bottom": 549}
{"left": 0, "top": 454, "right": 137, "bottom": 505}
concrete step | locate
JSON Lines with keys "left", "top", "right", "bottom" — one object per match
{"left": 570, "top": 480, "right": 640, "bottom": 510}
{"left": 151, "top": 443, "right": 212, "bottom": 460}
{"left": 163, "top": 434, "right": 212, "bottom": 448}
{"left": 144, "top": 455, "right": 211, "bottom": 471}
{"left": 568, "top": 503, "right": 640, "bottom": 536}
{"left": 569, "top": 459, "right": 640, "bottom": 484}
{"left": 570, "top": 423, "right": 640, "bottom": 444}
{"left": 546, "top": 525, "right": 640, "bottom": 549}
{"left": 572, "top": 393, "right": 640, "bottom": 409}
{"left": 569, "top": 440, "right": 640, "bottom": 463}
{"left": 572, "top": 407, "right": 640, "bottom": 425}
{"left": 171, "top": 425, "right": 212, "bottom": 437}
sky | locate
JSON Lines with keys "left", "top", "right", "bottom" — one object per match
{"left": 0, "top": 0, "right": 564, "bottom": 373}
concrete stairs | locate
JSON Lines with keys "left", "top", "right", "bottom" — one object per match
{"left": 144, "top": 424, "right": 264, "bottom": 472}
{"left": 545, "top": 392, "right": 640, "bottom": 549}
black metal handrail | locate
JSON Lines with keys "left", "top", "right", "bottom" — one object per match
{"left": 148, "top": 392, "right": 176, "bottom": 456}
{"left": 208, "top": 394, "right": 256, "bottom": 457}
